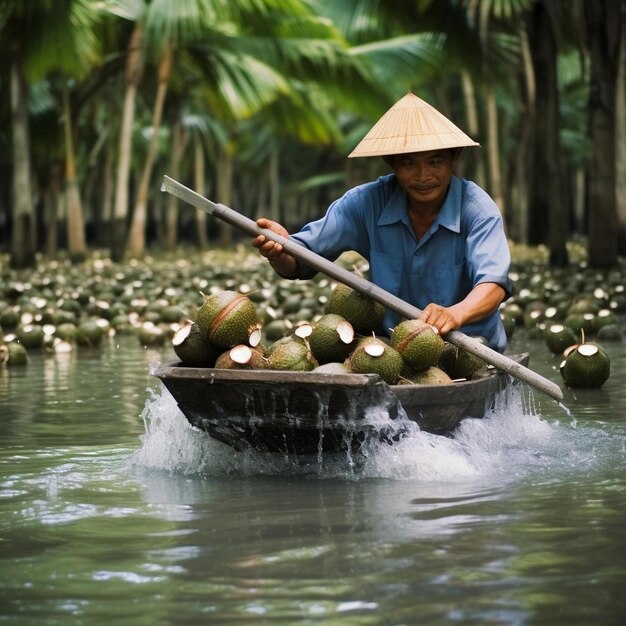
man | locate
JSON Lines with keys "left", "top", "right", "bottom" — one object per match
{"left": 252, "top": 92, "right": 512, "bottom": 352}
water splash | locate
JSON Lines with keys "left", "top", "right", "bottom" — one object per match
{"left": 130, "top": 383, "right": 624, "bottom": 482}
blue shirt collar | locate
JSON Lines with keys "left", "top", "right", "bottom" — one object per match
{"left": 378, "top": 175, "right": 462, "bottom": 234}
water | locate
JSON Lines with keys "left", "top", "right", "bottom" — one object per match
{"left": 1, "top": 333, "right": 625, "bottom": 625}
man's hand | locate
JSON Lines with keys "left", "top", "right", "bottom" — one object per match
{"left": 419, "top": 283, "right": 505, "bottom": 336}
{"left": 252, "top": 218, "right": 298, "bottom": 278}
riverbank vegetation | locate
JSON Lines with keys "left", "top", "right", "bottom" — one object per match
{"left": 1, "top": 0, "right": 624, "bottom": 270}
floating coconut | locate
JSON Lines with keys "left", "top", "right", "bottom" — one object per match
{"left": 560, "top": 342, "right": 610, "bottom": 388}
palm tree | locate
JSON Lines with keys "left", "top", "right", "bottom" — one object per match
{"left": 526, "top": 0, "right": 568, "bottom": 266}
{"left": 2, "top": 2, "right": 38, "bottom": 268}
{"left": 584, "top": 0, "right": 623, "bottom": 268}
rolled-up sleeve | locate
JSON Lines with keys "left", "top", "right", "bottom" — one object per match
{"left": 465, "top": 214, "right": 512, "bottom": 300}
{"left": 291, "top": 192, "right": 369, "bottom": 280}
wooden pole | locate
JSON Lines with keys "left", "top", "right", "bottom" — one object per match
{"left": 161, "top": 175, "right": 563, "bottom": 402}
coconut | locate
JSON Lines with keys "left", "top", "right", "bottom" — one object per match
{"left": 308, "top": 314, "right": 355, "bottom": 364}
{"left": 545, "top": 324, "right": 578, "bottom": 355}
{"left": 215, "top": 345, "right": 267, "bottom": 370}
{"left": 398, "top": 365, "right": 453, "bottom": 385}
{"left": 137, "top": 322, "right": 166, "bottom": 347}
{"left": 16, "top": 325, "right": 45, "bottom": 350}
{"left": 267, "top": 339, "right": 318, "bottom": 372}
{"left": 596, "top": 324, "right": 623, "bottom": 342}
{"left": 326, "top": 282, "right": 385, "bottom": 335}
{"left": 560, "top": 342, "right": 610, "bottom": 388}
{"left": 346, "top": 336, "right": 403, "bottom": 385}
{"left": 390, "top": 319, "right": 444, "bottom": 372}
{"left": 0, "top": 342, "right": 28, "bottom": 366}
{"left": 312, "top": 362, "right": 352, "bottom": 375}
{"left": 195, "top": 290, "right": 259, "bottom": 348}
{"left": 172, "top": 321, "right": 219, "bottom": 367}
{"left": 75, "top": 320, "right": 105, "bottom": 347}
{"left": 438, "top": 340, "right": 488, "bottom": 380}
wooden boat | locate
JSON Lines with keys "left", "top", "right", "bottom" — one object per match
{"left": 154, "top": 353, "right": 529, "bottom": 455}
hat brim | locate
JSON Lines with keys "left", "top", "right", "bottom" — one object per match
{"left": 348, "top": 92, "right": 479, "bottom": 158}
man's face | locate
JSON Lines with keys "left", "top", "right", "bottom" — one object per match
{"left": 389, "top": 149, "right": 456, "bottom": 209}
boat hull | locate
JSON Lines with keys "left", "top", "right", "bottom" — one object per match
{"left": 153, "top": 354, "right": 529, "bottom": 454}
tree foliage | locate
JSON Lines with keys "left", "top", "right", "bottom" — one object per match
{"left": 0, "top": 0, "right": 623, "bottom": 268}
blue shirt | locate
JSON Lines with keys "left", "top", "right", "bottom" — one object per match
{"left": 291, "top": 174, "right": 512, "bottom": 352}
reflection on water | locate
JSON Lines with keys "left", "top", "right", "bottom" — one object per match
{"left": 0, "top": 333, "right": 625, "bottom": 625}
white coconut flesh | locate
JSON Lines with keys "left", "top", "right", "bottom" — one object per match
{"left": 248, "top": 327, "right": 262, "bottom": 347}
{"left": 230, "top": 344, "right": 253, "bottom": 364}
{"left": 294, "top": 323, "right": 313, "bottom": 339}
{"left": 336, "top": 321, "right": 354, "bottom": 344}
{"left": 172, "top": 323, "right": 192, "bottom": 346}
{"left": 53, "top": 339, "right": 73, "bottom": 353}
{"left": 549, "top": 324, "right": 565, "bottom": 333}
{"left": 577, "top": 343, "right": 600, "bottom": 357}
{"left": 364, "top": 343, "right": 385, "bottom": 357}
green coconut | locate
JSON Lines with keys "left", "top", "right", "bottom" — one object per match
{"left": 312, "top": 362, "right": 352, "bottom": 375}
{"left": 438, "top": 340, "right": 488, "bottom": 380}
{"left": 308, "top": 314, "right": 355, "bottom": 364}
{"left": 195, "top": 290, "right": 259, "bottom": 348}
{"left": 545, "top": 324, "right": 578, "bottom": 355}
{"left": 390, "top": 319, "right": 445, "bottom": 372}
{"left": 215, "top": 345, "right": 267, "bottom": 370}
{"left": 267, "top": 339, "right": 318, "bottom": 372}
{"left": 346, "top": 336, "right": 403, "bottom": 385}
{"left": 596, "top": 324, "right": 623, "bottom": 342}
{"left": 74, "top": 319, "right": 104, "bottom": 347}
{"left": 560, "top": 343, "right": 610, "bottom": 388}
{"left": 172, "top": 321, "right": 219, "bottom": 367}
{"left": 137, "top": 322, "right": 166, "bottom": 347}
{"left": 16, "top": 325, "right": 45, "bottom": 349}
{"left": 0, "top": 342, "right": 28, "bottom": 366}
{"left": 326, "top": 282, "right": 385, "bottom": 335}
{"left": 398, "top": 365, "right": 453, "bottom": 385}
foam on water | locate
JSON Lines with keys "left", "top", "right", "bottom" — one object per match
{"left": 130, "top": 383, "right": 624, "bottom": 482}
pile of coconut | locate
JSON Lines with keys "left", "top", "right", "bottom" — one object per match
{"left": 172, "top": 284, "right": 499, "bottom": 387}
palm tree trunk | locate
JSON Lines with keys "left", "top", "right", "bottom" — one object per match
{"left": 164, "top": 119, "right": 186, "bottom": 251}
{"left": 216, "top": 143, "right": 234, "bottom": 247}
{"left": 460, "top": 71, "right": 486, "bottom": 189}
{"left": 44, "top": 162, "right": 63, "bottom": 258}
{"left": 193, "top": 134, "right": 208, "bottom": 248}
{"left": 527, "top": 0, "right": 568, "bottom": 266}
{"left": 507, "top": 25, "right": 535, "bottom": 244}
{"left": 585, "top": 0, "right": 621, "bottom": 268}
{"left": 268, "top": 143, "right": 280, "bottom": 223}
{"left": 63, "top": 83, "right": 87, "bottom": 263}
{"left": 127, "top": 45, "right": 172, "bottom": 258}
{"left": 616, "top": 10, "right": 626, "bottom": 254}
{"left": 111, "top": 22, "right": 144, "bottom": 262}
{"left": 9, "top": 60, "right": 36, "bottom": 269}
{"left": 485, "top": 85, "right": 505, "bottom": 218}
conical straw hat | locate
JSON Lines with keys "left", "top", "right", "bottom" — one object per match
{"left": 348, "top": 92, "right": 479, "bottom": 158}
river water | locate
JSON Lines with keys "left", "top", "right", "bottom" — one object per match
{"left": 1, "top": 331, "right": 624, "bottom": 625}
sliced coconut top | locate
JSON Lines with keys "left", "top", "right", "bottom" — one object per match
{"left": 549, "top": 324, "right": 566, "bottom": 333}
{"left": 336, "top": 320, "right": 354, "bottom": 344}
{"left": 172, "top": 322, "right": 193, "bottom": 346}
{"left": 230, "top": 344, "right": 253, "bottom": 364}
{"left": 294, "top": 323, "right": 313, "bottom": 339}
{"left": 248, "top": 327, "right": 262, "bottom": 347}
{"left": 577, "top": 343, "right": 600, "bottom": 357}
{"left": 364, "top": 342, "right": 385, "bottom": 357}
